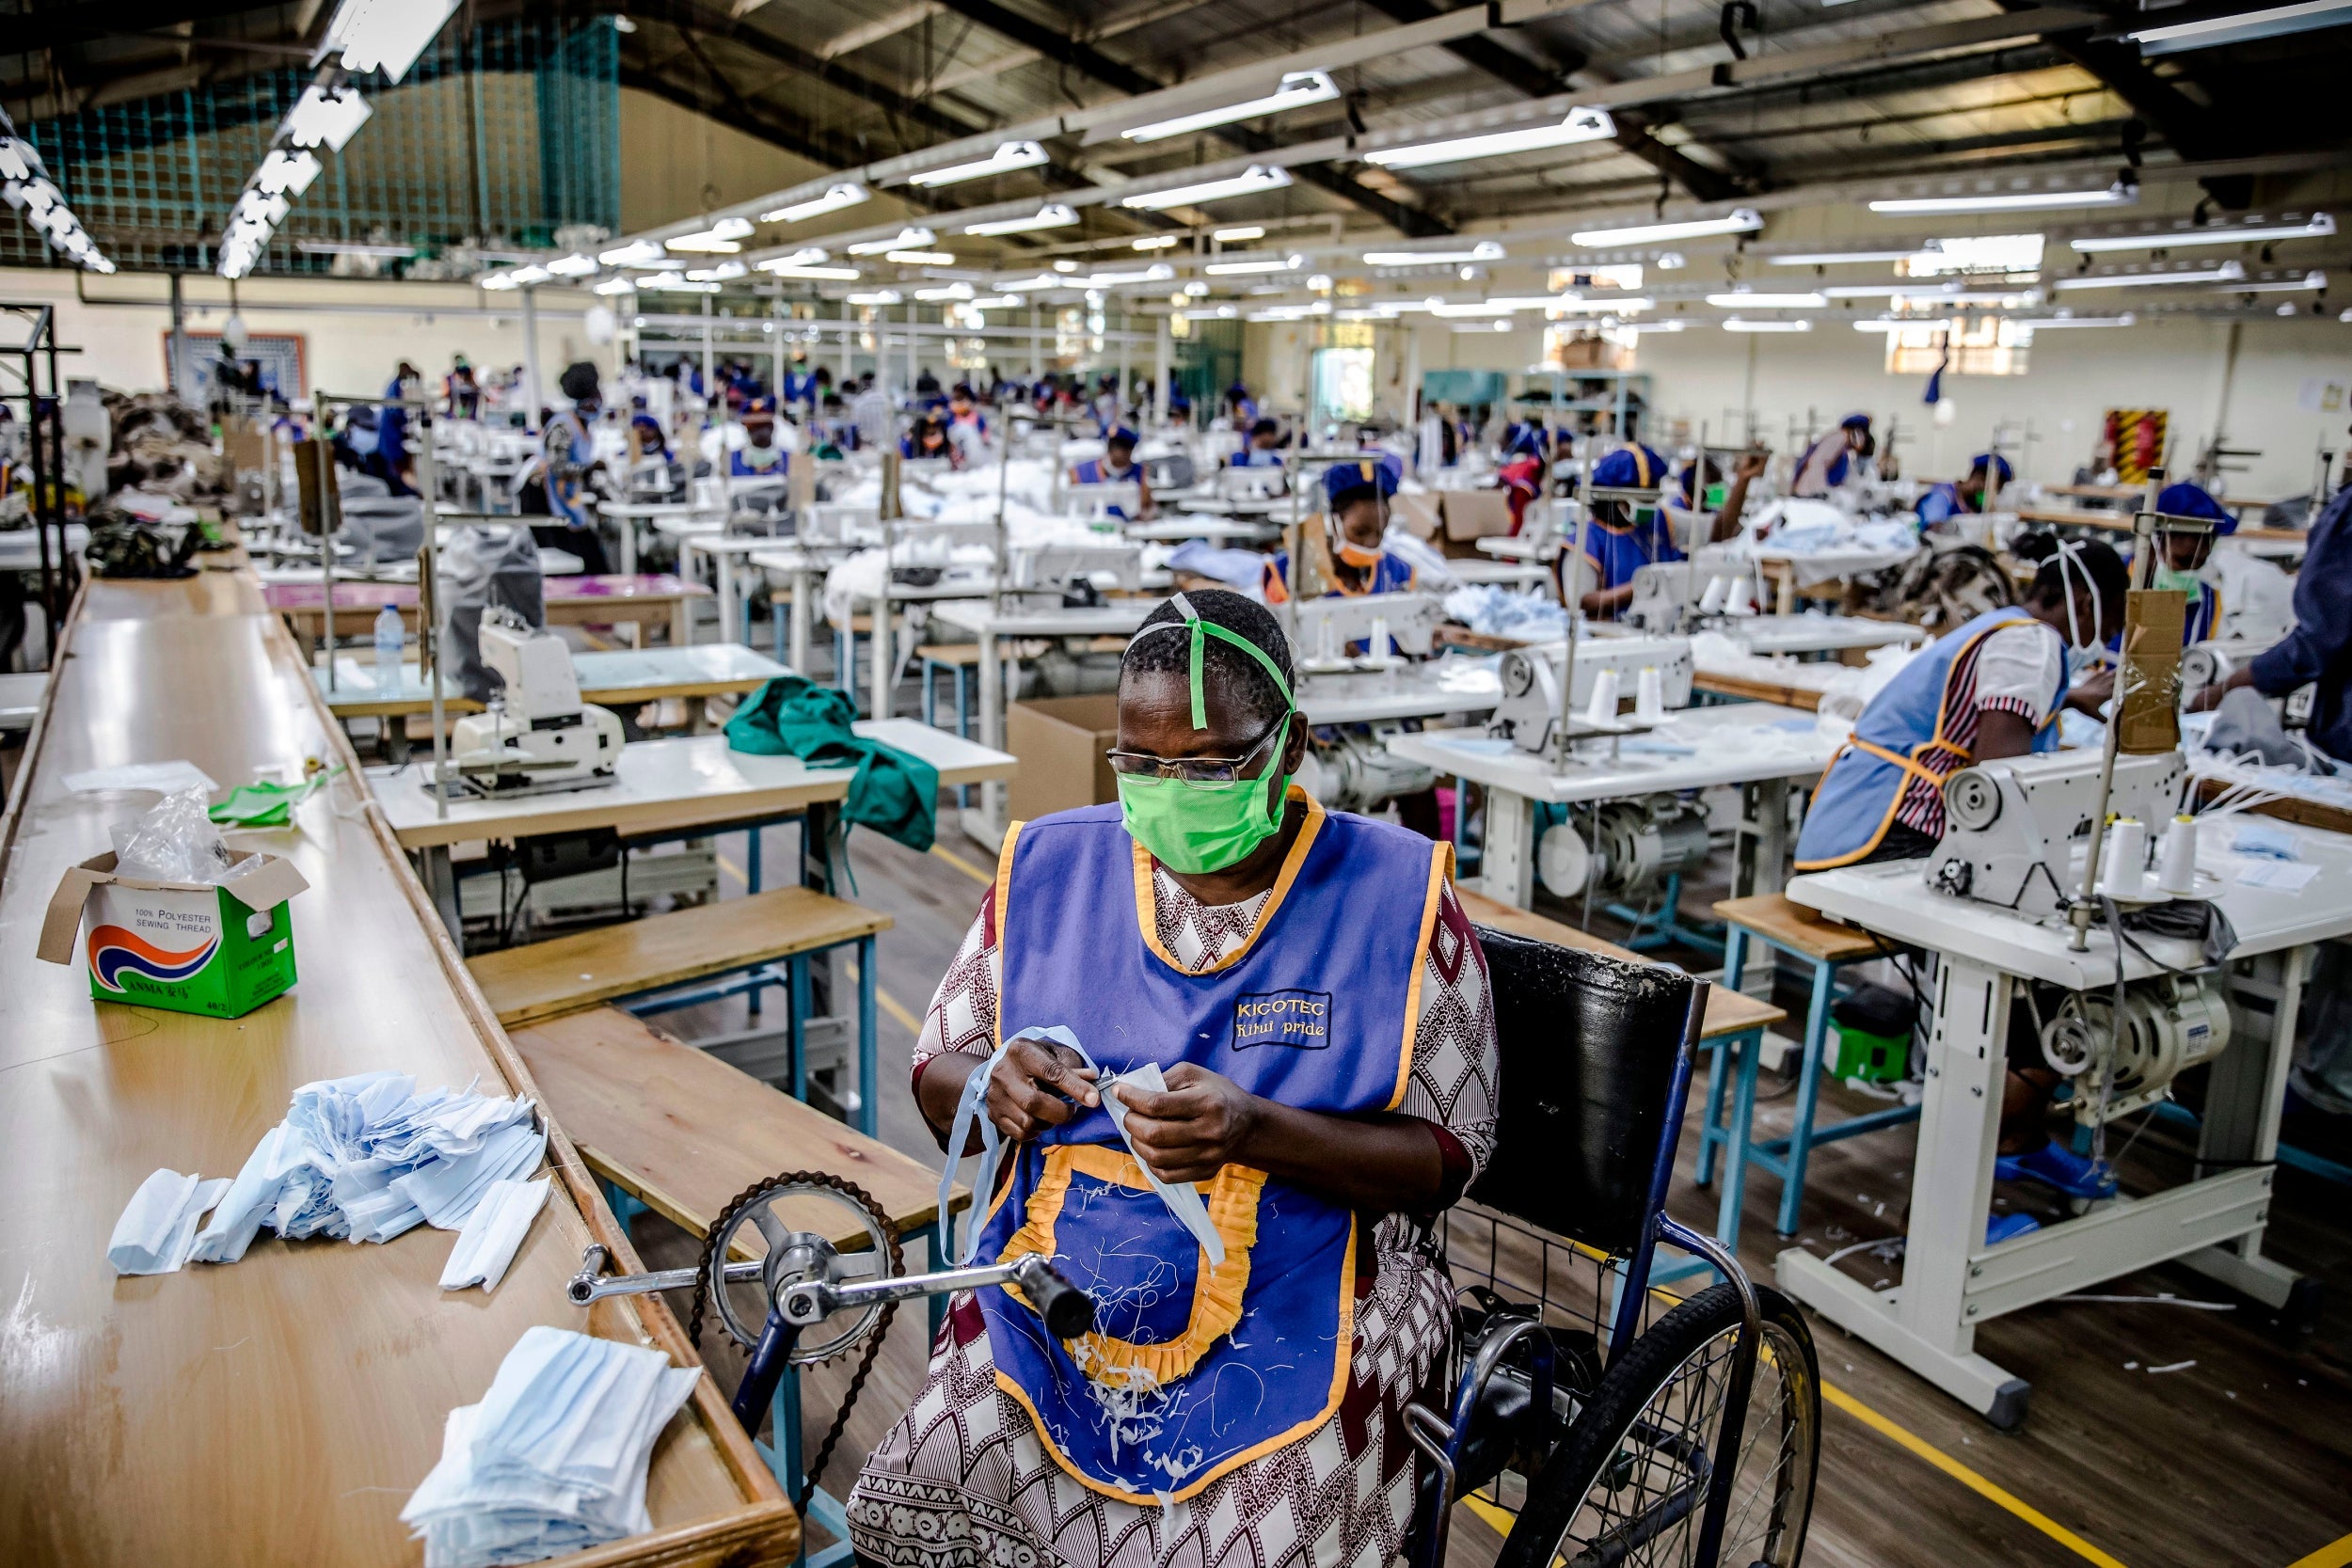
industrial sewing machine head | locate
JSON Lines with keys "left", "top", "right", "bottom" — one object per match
{"left": 1926, "top": 748, "right": 2186, "bottom": 913}
{"left": 445, "top": 610, "right": 623, "bottom": 795}
{"left": 1487, "top": 636, "right": 1694, "bottom": 755}
{"left": 1289, "top": 590, "right": 1444, "bottom": 673}
{"left": 1005, "top": 541, "right": 1143, "bottom": 599}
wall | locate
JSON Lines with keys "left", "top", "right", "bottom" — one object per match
{"left": 618, "top": 88, "right": 828, "bottom": 234}
{"left": 0, "top": 266, "right": 619, "bottom": 404}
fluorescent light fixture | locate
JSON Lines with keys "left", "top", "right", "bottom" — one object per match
{"left": 1204, "top": 253, "right": 1304, "bottom": 276}
{"left": 2127, "top": 0, "right": 2352, "bottom": 53}
{"left": 2070, "top": 213, "right": 2335, "bottom": 252}
{"left": 993, "top": 272, "right": 1068, "bottom": 292}
{"left": 849, "top": 227, "right": 936, "bottom": 256}
{"left": 963, "top": 204, "right": 1078, "bottom": 237}
{"left": 1572, "top": 208, "right": 1763, "bottom": 246}
{"left": 683, "top": 261, "right": 748, "bottom": 281}
{"left": 1869, "top": 183, "right": 2135, "bottom": 215}
{"left": 1368, "top": 106, "right": 1615, "bottom": 170}
{"left": 1430, "top": 300, "right": 1511, "bottom": 318}
{"left": 479, "top": 272, "right": 519, "bottom": 291}
{"left": 1362, "top": 240, "right": 1505, "bottom": 266}
{"left": 915, "top": 281, "right": 976, "bottom": 301}
{"left": 284, "top": 84, "right": 373, "bottom": 151}
{"left": 2055, "top": 261, "right": 2246, "bottom": 290}
{"left": 255, "top": 150, "right": 322, "bottom": 197}
{"left": 2220, "top": 270, "right": 2327, "bottom": 293}
{"left": 294, "top": 239, "right": 412, "bottom": 258}
{"left": 1612, "top": 319, "right": 1685, "bottom": 334}
{"left": 1450, "top": 321, "right": 1517, "bottom": 333}
{"left": 1905, "top": 233, "right": 2045, "bottom": 274}
{"left": 1133, "top": 235, "right": 1179, "bottom": 250}
{"left": 1822, "top": 283, "right": 1907, "bottom": 297}
{"left": 592, "top": 277, "right": 635, "bottom": 295}
{"left": 1086, "top": 263, "right": 1176, "bottom": 286}
{"left": 1121, "top": 71, "right": 1340, "bottom": 143}
{"left": 1722, "top": 317, "right": 1812, "bottom": 332}
{"left": 641, "top": 278, "right": 722, "bottom": 294}
{"left": 2010, "top": 312, "right": 2136, "bottom": 327}
{"left": 1767, "top": 249, "right": 1915, "bottom": 265}
{"left": 1121, "top": 165, "right": 1292, "bottom": 211}
{"left": 599, "top": 239, "right": 665, "bottom": 266}
{"left": 1053, "top": 259, "right": 1080, "bottom": 272}
{"left": 886, "top": 250, "right": 957, "bottom": 265}
{"left": 761, "top": 263, "right": 863, "bottom": 280}
{"left": 509, "top": 264, "right": 553, "bottom": 284}
{"left": 969, "top": 294, "right": 1025, "bottom": 309}
{"left": 847, "top": 291, "right": 902, "bottom": 306}
{"left": 1214, "top": 225, "right": 1265, "bottom": 243}
{"left": 1706, "top": 290, "right": 1826, "bottom": 308}
{"left": 761, "top": 182, "right": 868, "bottom": 224}
{"left": 667, "top": 217, "right": 755, "bottom": 253}
{"left": 545, "top": 253, "right": 597, "bottom": 277}
{"left": 908, "top": 141, "right": 1048, "bottom": 188}
{"left": 1183, "top": 280, "right": 1210, "bottom": 296}
{"left": 320, "top": 0, "right": 457, "bottom": 84}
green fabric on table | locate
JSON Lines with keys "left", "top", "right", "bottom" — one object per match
{"left": 209, "top": 767, "right": 342, "bottom": 827}
{"left": 724, "top": 675, "right": 939, "bottom": 851}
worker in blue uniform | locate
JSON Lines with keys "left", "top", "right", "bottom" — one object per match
{"left": 1263, "top": 453, "right": 1415, "bottom": 611}
{"left": 2193, "top": 482, "right": 2352, "bottom": 763}
{"left": 1231, "top": 418, "right": 1285, "bottom": 467}
{"left": 520, "top": 360, "right": 612, "bottom": 575}
{"left": 1563, "top": 441, "right": 1673, "bottom": 619}
{"left": 2144, "top": 480, "right": 2233, "bottom": 644}
{"left": 1915, "top": 453, "right": 2013, "bottom": 530}
{"left": 1069, "top": 426, "right": 1151, "bottom": 518}
{"left": 1791, "top": 412, "right": 1872, "bottom": 498}
{"left": 1795, "top": 538, "right": 2130, "bottom": 1209}
{"left": 780, "top": 359, "right": 818, "bottom": 411}
{"left": 728, "top": 397, "right": 789, "bottom": 479}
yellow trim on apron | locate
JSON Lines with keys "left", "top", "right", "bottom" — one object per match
{"left": 1131, "top": 786, "right": 1327, "bottom": 976}
{"left": 996, "top": 1144, "right": 1266, "bottom": 1386}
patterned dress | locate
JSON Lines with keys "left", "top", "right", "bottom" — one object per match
{"left": 850, "top": 863, "right": 1501, "bottom": 1568}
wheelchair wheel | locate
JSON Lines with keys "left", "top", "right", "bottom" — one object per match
{"left": 1496, "top": 1283, "right": 1820, "bottom": 1568}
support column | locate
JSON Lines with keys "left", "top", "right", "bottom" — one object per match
{"left": 520, "top": 285, "right": 544, "bottom": 433}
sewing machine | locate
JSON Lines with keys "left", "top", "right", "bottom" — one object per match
{"left": 1626, "top": 550, "right": 1767, "bottom": 633}
{"left": 1289, "top": 590, "right": 1445, "bottom": 673}
{"left": 1487, "top": 636, "right": 1695, "bottom": 756}
{"left": 1004, "top": 540, "right": 1142, "bottom": 596}
{"left": 444, "top": 611, "right": 624, "bottom": 795}
{"left": 1926, "top": 748, "right": 2185, "bottom": 912}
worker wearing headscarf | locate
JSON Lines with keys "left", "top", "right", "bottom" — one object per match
{"left": 1070, "top": 427, "right": 1150, "bottom": 518}
{"left": 1263, "top": 453, "right": 1416, "bottom": 661}
{"left": 1791, "top": 413, "right": 1872, "bottom": 498}
{"left": 1915, "top": 453, "right": 2013, "bottom": 530}
{"left": 729, "top": 397, "right": 789, "bottom": 478}
{"left": 1565, "top": 442, "right": 1674, "bottom": 618}
{"left": 2145, "top": 481, "right": 2236, "bottom": 644}
{"left": 1231, "top": 418, "right": 1285, "bottom": 468}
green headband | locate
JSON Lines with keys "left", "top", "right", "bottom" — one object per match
{"left": 1131, "top": 592, "right": 1295, "bottom": 731}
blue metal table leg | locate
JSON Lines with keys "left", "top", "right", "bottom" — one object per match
{"left": 599, "top": 1178, "right": 649, "bottom": 1234}
{"left": 856, "top": 934, "right": 879, "bottom": 1136}
{"left": 746, "top": 828, "right": 766, "bottom": 1019}
{"left": 1778, "top": 955, "right": 1838, "bottom": 1237}
{"left": 1697, "top": 1037, "right": 1730, "bottom": 1188}
{"left": 1719, "top": 1027, "right": 1764, "bottom": 1247}
{"left": 789, "top": 953, "right": 812, "bottom": 1104}
{"left": 955, "top": 664, "right": 973, "bottom": 806}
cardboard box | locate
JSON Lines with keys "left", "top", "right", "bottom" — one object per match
{"left": 1007, "top": 693, "right": 1120, "bottom": 823}
{"left": 1391, "top": 492, "right": 1442, "bottom": 542}
{"left": 1435, "top": 490, "right": 1518, "bottom": 558}
{"left": 38, "top": 851, "right": 310, "bottom": 1018}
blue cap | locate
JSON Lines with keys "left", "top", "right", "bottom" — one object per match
{"left": 1323, "top": 451, "right": 1403, "bottom": 507}
{"left": 1105, "top": 425, "right": 1139, "bottom": 447}
{"left": 1589, "top": 443, "right": 1666, "bottom": 490}
{"left": 1840, "top": 412, "right": 1872, "bottom": 430}
{"left": 742, "top": 396, "right": 775, "bottom": 418}
{"left": 1505, "top": 424, "right": 1547, "bottom": 459}
{"left": 2157, "top": 481, "right": 2238, "bottom": 533}
{"left": 1969, "top": 452, "right": 2015, "bottom": 484}
{"left": 629, "top": 411, "right": 661, "bottom": 431}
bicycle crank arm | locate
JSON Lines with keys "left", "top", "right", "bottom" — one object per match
{"left": 565, "top": 1243, "right": 763, "bottom": 1307}
{"left": 784, "top": 1254, "right": 1095, "bottom": 1338}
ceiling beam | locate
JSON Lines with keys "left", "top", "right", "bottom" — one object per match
{"left": 6, "top": 0, "right": 280, "bottom": 54}
{"left": 922, "top": 0, "right": 1451, "bottom": 236}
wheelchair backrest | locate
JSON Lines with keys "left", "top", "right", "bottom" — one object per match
{"left": 1464, "top": 925, "right": 1705, "bottom": 1259}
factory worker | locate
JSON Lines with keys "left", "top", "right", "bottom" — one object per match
{"left": 1797, "top": 538, "right": 2131, "bottom": 1207}
{"left": 2191, "top": 483, "right": 2352, "bottom": 763}
{"left": 1227, "top": 380, "right": 1259, "bottom": 430}
{"left": 1499, "top": 427, "right": 1549, "bottom": 533}
{"left": 1790, "top": 412, "right": 1872, "bottom": 498}
{"left": 1089, "top": 372, "right": 1123, "bottom": 438}
{"left": 1231, "top": 417, "right": 1286, "bottom": 467}
{"left": 1664, "top": 449, "right": 1768, "bottom": 540}
{"left": 2142, "top": 481, "right": 2234, "bottom": 644}
{"left": 1915, "top": 453, "right": 2013, "bottom": 530}
{"left": 1264, "top": 452, "right": 1416, "bottom": 606}
{"left": 1070, "top": 426, "right": 1152, "bottom": 518}
{"left": 779, "top": 358, "right": 818, "bottom": 411}
{"left": 520, "top": 360, "right": 612, "bottom": 575}
{"left": 728, "top": 398, "right": 789, "bottom": 479}
{"left": 945, "top": 385, "right": 991, "bottom": 458}
{"left": 1563, "top": 441, "right": 1676, "bottom": 619}
{"left": 446, "top": 355, "right": 479, "bottom": 420}
{"left": 901, "top": 414, "right": 962, "bottom": 468}
{"left": 853, "top": 588, "right": 1497, "bottom": 1568}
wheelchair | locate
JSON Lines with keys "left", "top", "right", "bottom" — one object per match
{"left": 568, "top": 924, "right": 1820, "bottom": 1568}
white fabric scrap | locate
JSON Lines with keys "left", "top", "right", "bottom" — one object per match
{"left": 440, "top": 1178, "right": 553, "bottom": 1293}
{"left": 108, "top": 1169, "right": 232, "bottom": 1275}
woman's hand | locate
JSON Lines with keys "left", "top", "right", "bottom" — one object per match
{"left": 2067, "top": 666, "right": 2118, "bottom": 713}
{"left": 1115, "top": 1064, "right": 1263, "bottom": 1184}
{"left": 983, "top": 1037, "right": 1100, "bottom": 1142}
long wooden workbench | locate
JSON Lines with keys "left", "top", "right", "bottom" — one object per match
{"left": 0, "top": 565, "right": 795, "bottom": 1565}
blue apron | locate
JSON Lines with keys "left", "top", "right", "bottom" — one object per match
{"left": 729, "top": 445, "right": 787, "bottom": 478}
{"left": 1072, "top": 456, "right": 1138, "bottom": 518}
{"left": 1577, "top": 515, "right": 1682, "bottom": 599}
{"left": 1794, "top": 609, "right": 2065, "bottom": 870}
{"left": 543, "top": 413, "right": 594, "bottom": 530}
{"left": 975, "top": 794, "right": 1447, "bottom": 1501}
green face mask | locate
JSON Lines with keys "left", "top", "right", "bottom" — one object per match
{"left": 1116, "top": 596, "right": 1296, "bottom": 875}
{"left": 2152, "top": 563, "right": 2201, "bottom": 596}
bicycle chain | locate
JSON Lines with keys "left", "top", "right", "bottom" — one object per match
{"left": 686, "top": 1169, "right": 905, "bottom": 1510}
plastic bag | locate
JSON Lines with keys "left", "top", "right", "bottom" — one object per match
{"left": 112, "top": 787, "right": 237, "bottom": 883}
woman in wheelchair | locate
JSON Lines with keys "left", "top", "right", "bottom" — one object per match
{"left": 850, "top": 588, "right": 1501, "bottom": 1568}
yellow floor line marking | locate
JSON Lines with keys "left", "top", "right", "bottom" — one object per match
{"left": 929, "top": 843, "right": 993, "bottom": 884}
{"left": 842, "top": 958, "right": 925, "bottom": 1037}
{"left": 1820, "top": 1383, "right": 2129, "bottom": 1568}
{"left": 1461, "top": 1494, "right": 1516, "bottom": 1539}
{"left": 2287, "top": 1532, "right": 2352, "bottom": 1568}
{"left": 718, "top": 854, "right": 747, "bottom": 885}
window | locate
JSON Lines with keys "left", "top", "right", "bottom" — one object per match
{"left": 1883, "top": 315, "right": 2030, "bottom": 377}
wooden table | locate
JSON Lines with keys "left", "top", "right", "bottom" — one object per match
{"left": 266, "top": 573, "right": 713, "bottom": 649}
{"left": 1693, "top": 670, "right": 1826, "bottom": 711}
{"left": 311, "top": 643, "right": 792, "bottom": 721}
{"left": 0, "top": 577, "right": 793, "bottom": 1566}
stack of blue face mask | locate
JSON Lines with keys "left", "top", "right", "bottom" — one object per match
{"left": 103, "top": 1069, "right": 546, "bottom": 1275}
{"left": 400, "top": 1326, "right": 702, "bottom": 1568}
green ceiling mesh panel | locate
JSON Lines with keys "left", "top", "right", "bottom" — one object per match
{"left": 4, "top": 18, "right": 620, "bottom": 275}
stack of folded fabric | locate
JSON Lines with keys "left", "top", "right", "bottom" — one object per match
{"left": 107, "top": 1069, "right": 547, "bottom": 1275}
{"left": 401, "top": 1326, "right": 702, "bottom": 1567}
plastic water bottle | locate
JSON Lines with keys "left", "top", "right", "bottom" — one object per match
{"left": 373, "top": 604, "right": 404, "bottom": 691}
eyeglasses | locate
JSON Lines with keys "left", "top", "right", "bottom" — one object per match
{"left": 1105, "top": 714, "right": 1289, "bottom": 784}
